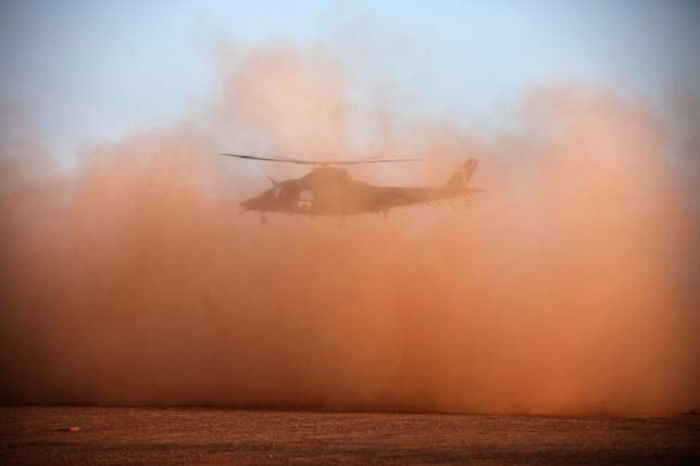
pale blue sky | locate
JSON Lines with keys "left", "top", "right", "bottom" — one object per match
{"left": 2, "top": 0, "right": 699, "bottom": 160}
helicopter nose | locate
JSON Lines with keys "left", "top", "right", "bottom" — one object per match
{"left": 240, "top": 196, "right": 259, "bottom": 211}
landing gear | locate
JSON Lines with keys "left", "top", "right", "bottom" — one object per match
{"left": 260, "top": 214, "right": 268, "bottom": 225}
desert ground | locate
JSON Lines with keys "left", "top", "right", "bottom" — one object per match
{"left": 1, "top": 406, "right": 699, "bottom": 465}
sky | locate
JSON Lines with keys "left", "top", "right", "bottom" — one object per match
{"left": 1, "top": 0, "right": 699, "bottom": 161}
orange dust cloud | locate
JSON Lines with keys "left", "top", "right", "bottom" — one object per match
{"left": 1, "top": 45, "right": 698, "bottom": 416}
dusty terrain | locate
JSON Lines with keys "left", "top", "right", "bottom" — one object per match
{"left": 1, "top": 406, "right": 699, "bottom": 465}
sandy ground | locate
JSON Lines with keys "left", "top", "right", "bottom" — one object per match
{"left": 1, "top": 406, "right": 699, "bottom": 465}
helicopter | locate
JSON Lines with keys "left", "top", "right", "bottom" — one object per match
{"left": 221, "top": 153, "right": 482, "bottom": 223}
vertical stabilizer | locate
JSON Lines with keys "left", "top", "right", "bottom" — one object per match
{"left": 444, "top": 158, "right": 478, "bottom": 191}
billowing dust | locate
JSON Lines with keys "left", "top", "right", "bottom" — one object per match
{"left": 1, "top": 44, "right": 698, "bottom": 416}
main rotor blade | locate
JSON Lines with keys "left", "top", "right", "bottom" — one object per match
{"left": 329, "top": 157, "right": 422, "bottom": 165}
{"left": 220, "top": 153, "right": 422, "bottom": 165}
{"left": 219, "top": 153, "right": 315, "bottom": 164}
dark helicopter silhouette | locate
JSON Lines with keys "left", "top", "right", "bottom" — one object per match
{"left": 221, "top": 153, "right": 482, "bottom": 223}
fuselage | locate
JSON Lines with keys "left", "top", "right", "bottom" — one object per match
{"left": 240, "top": 165, "right": 471, "bottom": 216}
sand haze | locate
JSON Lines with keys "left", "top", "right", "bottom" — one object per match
{"left": 1, "top": 43, "right": 698, "bottom": 416}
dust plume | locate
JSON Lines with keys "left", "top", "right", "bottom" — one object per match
{"left": 1, "top": 43, "right": 698, "bottom": 416}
